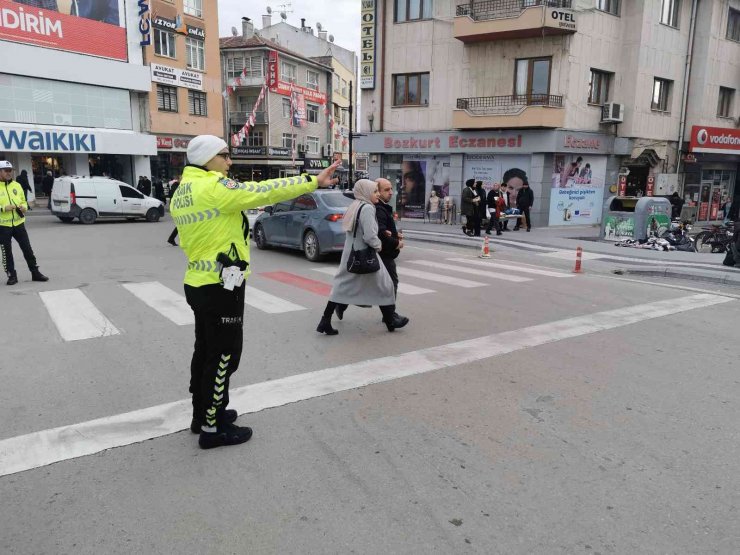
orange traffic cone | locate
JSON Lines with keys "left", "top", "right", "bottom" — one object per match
{"left": 573, "top": 246, "right": 583, "bottom": 273}
{"left": 479, "top": 235, "right": 492, "bottom": 258}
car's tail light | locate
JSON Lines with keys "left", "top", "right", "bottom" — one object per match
{"left": 70, "top": 184, "right": 76, "bottom": 206}
{"left": 325, "top": 213, "right": 343, "bottom": 222}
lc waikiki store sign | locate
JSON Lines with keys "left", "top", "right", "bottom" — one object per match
{"left": 0, "top": 0, "right": 127, "bottom": 60}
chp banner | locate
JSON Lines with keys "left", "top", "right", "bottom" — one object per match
{"left": 0, "top": 0, "right": 127, "bottom": 61}
{"left": 548, "top": 154, "right": 606, "bottom": 225}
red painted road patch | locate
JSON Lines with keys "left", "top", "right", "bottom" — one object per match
{"left": 260, "top": 272, "right": 331, "bottom": 296}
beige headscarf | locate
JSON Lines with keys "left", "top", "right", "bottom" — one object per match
{"left": 342, "top": 179, "right": 378, "bottom": 232}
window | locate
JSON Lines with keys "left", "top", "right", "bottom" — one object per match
{"left": 282, "top": 98, "right": 292, "bottom": 118}
{"left": 120, "top": 186, "right": 144, "bottom": 199}
{"left": 293, "top": 194, "right": 318, "bottom": 211}
{"left": 660, "top": 0, "right": 680, "bottom": 27}
{"left": 226, "top": 56, "right": 263, "bottom": 79}
{"left": 248, "top": 131, "right": 264, "bottom": 147}
{"left": 188, "top": 90, "right": 207, "bottom": 116}
{"left": 515, "top": 57, "right": 552, "bottom": 103}
{"left": 652, "top": 78, "right": 672, "bottom": 112}
{"left": 184, "top": 0, "right": 202, "bottom": 17}
{"left": 306, "top": 136, "right": 320, "bottom": 154}
{"left": 596, "top": 0, "right": 619, "bottom": 15}
{"left": 156, "top": 84, "right": 178, "bottom": 112}
{"left": 588, "top": 70, "right": 612, "bottom": 105}
{"left": 306, "top": 103, "right": 319, "bottom": 123}
{"left": 717, "top": 87, "right": 735, "bottom": 118}
{"left": 154, "top": 28, "right": 176, "bottom": 58}
{"left": 728, "top": 8, "right": 740, "bottom": 42}
{"left": 272, "top": 201, "right": 294, "bottom": 213}
{"left": 282, "top": 133, "right": 296, "bottom": 150}
{"left": 333, "top": 74, "right": 340, "bottom": 92}
{"left": 392, "top": 73, "right": 430, "bottom": 106}
{"left": 281, "top": 62, "right": 297, "bottom": 83}
{"left": 237, "top": 96, "right": 256, "bottom": 113}
{"left": 341, "top": 79, "right": 348, "bottom": 97}
{"left": 185, "top": 38, "right": 205, "bottom": 71}
{"left": 306, "top": 69, "right": 320, "bottom": 91}
{"left": 395, "top": 0, "right": 432, "bottom": 22}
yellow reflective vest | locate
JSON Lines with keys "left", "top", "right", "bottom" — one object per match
{"left": 0, "top": 180, "right": 28, "bottom": 228}
{"left": 171, "top": 166, "right": 318, "bottom": 287}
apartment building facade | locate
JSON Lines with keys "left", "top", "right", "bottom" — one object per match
{"left": 0, "top": 1, "right": 155, "bottom": 191}
{"left": 357, "top": 0, "right": 740, "bottom": 226}
{"left": 143, "top": 0, "right": 223, "bottom": 181}
{"left": 220, "top": 20, "right": 334, "bottom": 181}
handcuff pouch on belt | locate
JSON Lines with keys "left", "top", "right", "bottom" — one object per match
{"left": 217, "top": 245, "right": 248, "bottom": 291}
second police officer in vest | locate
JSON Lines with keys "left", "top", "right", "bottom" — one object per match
{"left": 171, "top": 135, "right": 340, "bottom": 450}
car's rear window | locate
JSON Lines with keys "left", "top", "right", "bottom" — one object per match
{"left": 321, "top": 192, "right": 354, "bottom": 208}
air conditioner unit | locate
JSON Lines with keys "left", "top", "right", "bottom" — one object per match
{"left": 296, "top": 143, "right": 305, "bottom": 154}
{"left": 601, "top": 102, "right": 624, "bottom": 123}
{"left": 324, "top": 143, "right": 333, "bottom": 157}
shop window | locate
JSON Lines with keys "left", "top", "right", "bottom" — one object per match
{"left": 728, "top": 8, "right": 740, "bottom": 41}
{"left": 281, "top": 62, "right": 297, "bottom": 83}
{"left": 282, "top": 98, "right": 292, "bottom": 118}
{"left": 306, "top": 70, "right": 320, "bottom": 91}
{"left": 588, "top": 69, "right": 612, "bottom": 105}
{"left": 306, "top": 136, "right": 320, "bottom": 154}
{"left": 660, "top": 0, "right": 680, "bottom": 28}
{"left": 395, "top": 0, "right": 432, "bottom": 22}
{"left": 185, "top": 37, "right": 205, "bottom": 71}
{"left": 248, "top": 131, "right": 264, "bottom": 147}
{"left": 515, "top": 57, "right": 552, "bottom": 103}
{"left": 717, "top": 87, "right": 735, "bottom": 118}
{"left": 306, "top": 103, "right": 319, "bottom": 123}
{"left": 393, "top": 73, "right": 430, "bottom": 106}
{"left": 188, "top": 90, "right": 207, "bottom": 116}
{"left": 651, "top": 78, "right": 672, "bottom": 112}
{"left": 184, "top": 0, "right": 202, "bottom": 17}
{"left": 282, "top": 133, "right": 296, "bottom": 150}
{"left": 596, "top": 0, "right": 620, "bottom": 16}
{"left": 157, "top": 85, "right": 178, "bottom": 112}
{"left": 154, "top": 28, "right": 176, "bottom": 58}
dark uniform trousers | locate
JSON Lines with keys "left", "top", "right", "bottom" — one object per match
{"left": 381, "top": 255, "right": 398, "bottom": 298}
{"left": 0, "top": 224, "right": 38, "bottom": 276}
{"left": 185, "top": 282, "right": 245, "bottom": 428}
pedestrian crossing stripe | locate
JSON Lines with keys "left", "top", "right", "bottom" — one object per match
{"left": 446, "top": 258, "right": 574, "bottom": 278}
{"left": 408, "top": 260, "right": 533, "bottom": 283}
{"left": 312, "top": 267, "right": 436, "bottom": 296}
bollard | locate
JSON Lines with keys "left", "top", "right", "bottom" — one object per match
{"left": 573, "top": 246, "right": 583, "bottom": 273}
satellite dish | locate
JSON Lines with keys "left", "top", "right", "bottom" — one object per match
{"left": 231, "top": 26, "right": 238, "bottom": 36}
{"left": 316, "top": 22, "right": 322, "bottom": 31}
{"left": 266, "top": 6, "right": 272, "bottom": 14}
{"left": 280, "top": 11, "right": 287, "bottom": 20}
{"left": 329, "top": 34, "right": 334, "bottom": 42}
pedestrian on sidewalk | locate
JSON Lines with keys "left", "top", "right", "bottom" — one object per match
{"left": 475, "top": 181, "right": 487, "bottom": 230}
{"left": 16, "top": 170, "right": 32, "bottom": 210}
{"left": 461, "top": 179, "right": 480, "bottom": 236}
{"left": 0, "top": 161, "right": 49, "bottom": 285}
{"left": 42, "top": 171, "right": 54, "bottom": 209}
{"left": 485, "top": 183, "right": 504, "bottom": 236}
{"left": 513, "top": 171, "right": 533, "bottom": 232}
{"left": 171, "top": 134, "right": 340, "bottom": 449}
{"left": 316, "top": 179, "right": 408, "bottom": 336}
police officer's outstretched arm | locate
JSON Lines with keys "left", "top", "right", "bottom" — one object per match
{"left": 211, "top": 161, "right": 342, "bottom": 213}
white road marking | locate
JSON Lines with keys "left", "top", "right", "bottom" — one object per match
{"left": 408, "top": 260, "right": 533, "bottom": 282}
{"left": 396, "top": 267, "right": 485, "bottom": 288}
{"left": 244, "top": 285, "right": 306, "bottom": 313}
{"left": 0, "top": 293, "right": 731, "bottom": 477}
{"left": 313, "top": 267, "right": 435, "bottom": 295}
{"left": 447, "top": 258, "right": 574, "bottom": 278}
{"left": 39, "top": 289, "right": 120, "bottom": 342}
{"left": 122, "top": 282, "right": 193, "bottom": 326}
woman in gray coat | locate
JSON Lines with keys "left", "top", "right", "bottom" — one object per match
{"left": 317, "top": 179, "right": 409, "bottom": 335}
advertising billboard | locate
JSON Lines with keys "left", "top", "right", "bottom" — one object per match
{"left": 398, "top": 156, "right": 451, "bottom": 219}
{"left": 548, "top": 154, "right": 606, "bottom": 225}
{"left": 0, "top": 0, "right": 127, "bottom": 61}
{"left": 689, "top": 126, "right": 740, "bottom": 155}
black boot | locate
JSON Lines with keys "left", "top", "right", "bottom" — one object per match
{"left": 6, "top": 273, "right": 18, "bottom": 286}
{"left": 190, "top": 409, "right": 238, "bottom": 434}
{"left": 31, "top": 268, "right": 49, "bottom": 282}
{"left": 316, "top": 316, "right": 338, "bottom": 335}
{"left": 384, "top": 314, "right": 409, "bottom": 332}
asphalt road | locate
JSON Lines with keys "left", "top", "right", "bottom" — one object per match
{"left": 1, "top": 214, "right": 739, "bottom": 554}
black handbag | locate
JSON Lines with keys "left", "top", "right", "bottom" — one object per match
{"left": 346, "top": 204, "right": 381, "bottom": 274}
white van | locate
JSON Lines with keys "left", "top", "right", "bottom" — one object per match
{"left": 51, "top": 176, "right": 164, "bottom": 225}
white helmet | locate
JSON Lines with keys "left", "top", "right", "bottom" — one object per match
{"left": 0, "top": 160, "right": 13, "bottom": 170}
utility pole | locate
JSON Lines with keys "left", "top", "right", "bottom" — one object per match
{"left": 348, "top": 80, "right": 353, "bottom": 187}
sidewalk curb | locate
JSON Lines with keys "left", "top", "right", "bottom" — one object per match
{"left": 617, "top": 267, "right": 740, "bottom": 287}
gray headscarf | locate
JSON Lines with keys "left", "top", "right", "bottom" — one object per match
{"left": 342, "top": 179, "right": 378, "bottom": 232}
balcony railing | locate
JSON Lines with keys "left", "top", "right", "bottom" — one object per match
{"left": 457, "top": 94, "right": 563, "bottom": 115}
{"left": 456, "top": 0, "right": 572, "bottom": 21}
{"left": 229, "top": 111, "right": 267, "bottom": 125}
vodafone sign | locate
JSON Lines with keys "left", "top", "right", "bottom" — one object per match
{"left": 690, "top": 126, "right": 740, "bottom": 155}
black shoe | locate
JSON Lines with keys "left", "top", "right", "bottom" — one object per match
{"left": 527, "top": 228, "right": 531, "bottom": 232}
{"left": 485, "top": 231, "right": 491, "bottom": 235}
{"left": 199, "top": 422, "right": 253, "bottom": 449}
{"left": 513, "top": 227, "right": 520, "bottom": 231}
{"left": 335, "top": 305, "right": 346, "bottom": 320}
{"left": 31, "top": 269, "right": 49, "bottom": 282}
{"left": 6, "top": 274, "right": 18, "bottom": 286}
{"left": 316, "top": 316, "right": 338, "bottom": 335}
{"left": 384, "top": 314, "right": 409, "bottom": 332}
{"left": 497, "top": 231, "right": 502, "bottom": 236}
{"left": 190, "top": 409, "right": 238, "bottom": 434}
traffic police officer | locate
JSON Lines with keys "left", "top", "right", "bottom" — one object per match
{"left": 0, "top": 161, "right": 49, "bottom": 285}
{"left": 171, "top": 135, "right": 339, "bottom": 449}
